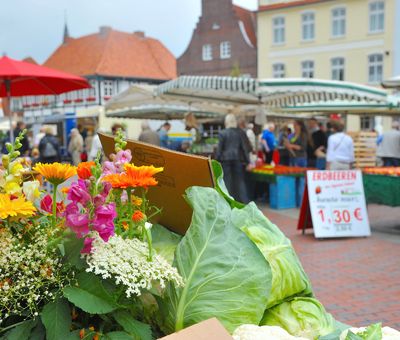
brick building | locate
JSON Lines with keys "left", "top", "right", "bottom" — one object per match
{"left": 177, "top": 0, "right": 257, "bottom": 77}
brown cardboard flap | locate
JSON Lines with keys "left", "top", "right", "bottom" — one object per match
{"left": 159, "top": 318, "right": 233, "bottom": 340}
{"left": 99, "top": 133, "right": 215, "bottom": 235}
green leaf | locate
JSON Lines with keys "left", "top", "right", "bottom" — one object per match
{"left": 232, "top": 203, "right": 313, "bottom": 308}
{"left": 28, "top": 320, "right": 45, "bottom": 340}
{"left": 63, "top": 234, "right": 85, "bottom": 269}
{"left": 152, "top": 224, "right": 182, "bottom": 264}
{"left": 345, "top": 323, "right": 382, "bottom": 340}
{"left": 211, "top": 160, "right": 244, "bottom": 209}
{"left": 63, "top": 272, "right": 118, "bottom": 314}
{"left": 2, "top": 320, "right": 36, "bottom": 340}
{"left": 113, "top": 310, "right": 152, "bottom": 340}
{"left": 105, "top": 331, "right": 135, "bottom": 340}
{"left": 41, "top": 298, "right": 71, "bottom": 340}
{"left": 163, "top": 186, "right": 271, "bottom": 333}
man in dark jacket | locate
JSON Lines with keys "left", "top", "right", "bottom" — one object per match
{"left": 307, "top": 118, "right": 327, "bottom": 169}
{"left": 38, "top": 127, "right": 61, "bottom": 163}
{"left": 216, "top": 114, "right": 252, "bottom": 203}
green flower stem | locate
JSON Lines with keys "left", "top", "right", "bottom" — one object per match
{"left": 144, "top": 225, "right": 153, "bottom": 261}
{"left": 126, "top": 188, "right": 134, "bottom": 237}
{"left": 52, "top": 184, "right": 59, "bottom": 227}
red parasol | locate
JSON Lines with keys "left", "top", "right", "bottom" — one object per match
{"left": 0, "top": 56, "right": 90, "bottom": 140}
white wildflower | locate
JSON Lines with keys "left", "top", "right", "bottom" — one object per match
{"left": 85, "top": 235, "right": 184, "bottom": 298}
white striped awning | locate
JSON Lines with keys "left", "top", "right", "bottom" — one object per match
{"left": 258, "top": 78, "right": 388, "bottom": 108}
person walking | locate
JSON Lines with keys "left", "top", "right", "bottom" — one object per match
{"left": 307, "top": 118, "right": 327, "bottom": 169}
{"left": 158, "top": 122, "right": 171, "bottom": 149}
{"left": 68, "top": 128, "right": 84, "bottom": 166}
{"left": 138, "top": 120, "right": 161, "bottom": 146}
{"left": 285, "top": 120, "right": 309, "bottom": 167}
{"left": 326, "top": 120, "right": 354, "bottom": 170}
{"left": 377, "top": 121, "right": 400, "bottom": 166}
{"left": 216, "top": 114, "right": 252, "bottom": 203}
{"left": 38, "top": 127, "right": 61, "bottom": 163}
{"left": 261, "top": 123, "right": 276, "bottom": 164}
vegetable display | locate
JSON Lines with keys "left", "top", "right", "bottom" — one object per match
{"left": 0, "top": 131, "right": 397, "bottom": 340}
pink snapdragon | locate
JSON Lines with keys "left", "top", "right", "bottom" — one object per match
{"left": 67, "top": 179, "right": 91, "bottom": 205}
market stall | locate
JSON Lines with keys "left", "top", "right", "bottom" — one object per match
{"left": 362, "top": 167, "right": 400, "bottom": 206}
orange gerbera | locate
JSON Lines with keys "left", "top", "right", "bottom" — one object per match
{"left": 33, "top": 163, "right": 76, "bottom": 186}
{"left": 132, "top": 210, "right": 145, "bottom": 222}
{"left": 77, "top": 161, "right": 95, "bottom": 179}
{"left": 102, "top": 164, "right": 163, "bottom": 189}
{"left": 0, "top": 194, "right": 36, "bottom": 219}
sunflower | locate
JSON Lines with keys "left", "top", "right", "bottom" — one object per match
{"left": 102, "top": 164, "right": 163, "bottom": 189}
{"left": 0, "top": 193, "right": 36, "bottom": 219}
{"left": 33, "top": 163, "right": 77, "bottom": 186}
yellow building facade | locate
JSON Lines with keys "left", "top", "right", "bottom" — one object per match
{"left": 257, "top": 0, "right": 400, "bottom": 132}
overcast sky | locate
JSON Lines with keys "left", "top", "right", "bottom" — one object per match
{"left": 0, "top": 0, "right": 257, "bottom": 64}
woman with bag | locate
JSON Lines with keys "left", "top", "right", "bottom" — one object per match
{"left": 326, "top": 120, "right": 354, "bottom": 170}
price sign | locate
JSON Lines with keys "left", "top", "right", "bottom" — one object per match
{"left": 307, "top": 170, "right": 370, "bottom": 238}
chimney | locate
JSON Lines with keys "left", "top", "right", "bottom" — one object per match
{"left": 99, "top": 26, "right": 112, "bottom": 37}
{"left": 202, "top": 0, "right": 232, "bottom": 17}
{"left": 133, "top": 31, "right": 145, "bottom": 39}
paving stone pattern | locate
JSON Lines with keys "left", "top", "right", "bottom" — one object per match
{"left": 262, "top": 207, "right": 400, "bottom": 329}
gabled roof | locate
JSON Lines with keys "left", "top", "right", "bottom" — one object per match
{"left": 23, "top": 57, "right": 38, "bottom": 65}
{"left": 258, "top": 0, "right": 333, "bottom": 12}
{"left": 233, "top": 5, "right": 257, "bottom": 47}
{"left": 44, "top": 27, "right": 177, "bottom": 80}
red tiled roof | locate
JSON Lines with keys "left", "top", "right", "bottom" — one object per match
{"left": 23, "top": 57, "right": 38, "bottom": 64}
{"left": 44, "top": 28, "right": 176, "bottom": 80}
{"left": 233, "top": 5, "right": 257, "bottom": 47}
{"left": 259, "top": 0, "right": 333, "bottom": 12}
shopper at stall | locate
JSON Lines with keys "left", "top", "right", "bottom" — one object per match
{"left": 38, "top": 127, "right": 61, "bottom": 164}
{"left": 307, "top": 118, "right": 327, "bottom": 169}
{"left": 158, "top": 122, "right": 171, "bottom": 149}
{"left": 376, "top": 121, "right": 400, "bottom": 166}
{"left": 277, "top": 125, "right": 291, "bottom": 166}
{"left": 326, "top": 120, "right": 354, "bottom": 170}
{"left": 68, "top": 128, "right": 84, "bottom": 166}
{"left": 285, "top": 120, "right": 309, "bottom": 167}
{"left": 138, "top": 120, "right": 160, "bottom": 146}
{"left": 261, "top": 123, "right": 276, "bottom": 164}
{"left": 216, "top": 113, "right": 251, "bottom": 203}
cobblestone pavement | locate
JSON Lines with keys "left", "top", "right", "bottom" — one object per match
{"left": 260, "top": 205, "right": 400, "bottom": 329}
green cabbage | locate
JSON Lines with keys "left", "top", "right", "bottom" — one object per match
{"left": 161, "top": 186, "right": 271, "bottom": 333}
{"left": 231, "top": 203, "right": 313, "bottom": 308}
{"left": 261, "top": 297, "right": 336, "bottom": 339}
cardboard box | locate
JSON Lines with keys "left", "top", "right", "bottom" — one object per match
{"left": 99, "top": 133, "right": 215, "bottom": 235}
{"left": 159, "top": 318, "right": 233, "bottom": 340}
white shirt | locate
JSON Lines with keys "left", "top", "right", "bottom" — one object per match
{"left": 376, "top": 129, "right": 400, "bottom": 158}
{"left": 326, "top": 132, "right": 354, "bottom": 163}
{"left": 88, "top": 135, "right": 103, "bottom": 161}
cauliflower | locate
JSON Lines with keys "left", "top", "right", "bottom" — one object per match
{"left": 233, "top": 324, "right": 308, "bottom": 340}
{"left": 340, "top": 326, "right": 400, "bottom": 340}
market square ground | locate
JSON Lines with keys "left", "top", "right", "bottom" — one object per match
{"left": 261, "top": 204, "right": 400, "bottom": 329}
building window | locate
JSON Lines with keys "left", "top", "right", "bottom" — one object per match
{"left": 220, "top": 41, "right": 231, "bottom": 59}
{"left": 272, "top": 16, "right": 285, "bottom": 44}
{"left": 368, "top": 54, "right": 383, "bottom": 83}
{"left": 360, "top": 116, "right": 374, "bottom": 131}
{"left": 331, "top": 57, "right": 345, "bottom": 81}
{"left": 369, "top": 1, "right": 384, "bottom": 33}
{"left": 202, "top": 44, "right": 213, "bottom": 61}
{"left": 332, "top": 7, "right": 346, "bottom": 37}
{"left": 301, "top": 60, "right": 314, "bottom": 78}
{"left": 272, "top": 63, "right": 285, "bottom": 78}
{"left": 104, "top": 80, "right": 114, "bottom": 97}
{"left": 302, "top": 12, "right": 315, "bottom": 41}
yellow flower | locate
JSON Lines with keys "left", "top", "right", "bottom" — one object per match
{"left": 0, "top": 194, "right": 36, "bottom": 219}
{"left": 132, "top": 196, "right": 143, "bottom": 206}
{"left": 9, "top": 161, "right": 24, "bottom": 176}
{"left": 4, "top": 179, "right": 22, "bottom": 195}
{"left": 33, "top": 163, "right": 77, "bottom": 186}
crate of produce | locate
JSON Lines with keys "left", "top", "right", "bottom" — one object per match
{"left": 363, "top": 174, "right": 400, "bottom": 206}
{"left": 270, "top": 175, "right": 297, "bottom": 209}
{"left": 296, "top": 177, "right": 306, "bottom": 207}
{"left": 348, "top": 131, "right": 377, "bottom": 168}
